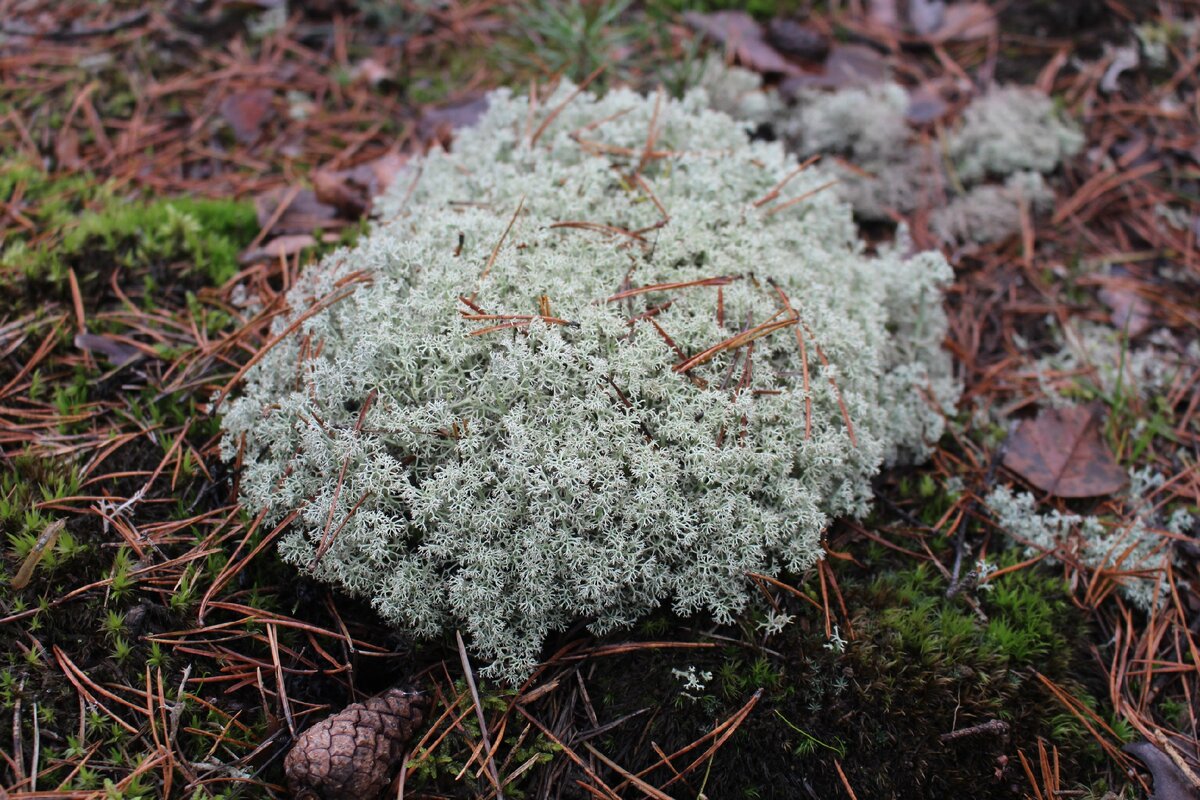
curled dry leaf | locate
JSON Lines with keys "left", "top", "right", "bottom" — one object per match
{"left": 1123, "top": 740, "right": 1200, "bottom": 800}
{"left": 313, "top": 152, "right": 408, "bottom": 219}
{"left": 765, "top": 18, "right": 830, "bottom": 61}
{"left": 1002, "top": 404, "right": 1127, "bottom": 499}
{"left": 418, "top": 96, "right": 490, "bottom": 149}
{"left": 781, "top": 44, "right": 889, "bottom": 93}
{"left": 219, "top": 89, "right": 276, "bottom": 145}
{"left": 1099, "top": 284, "right": 1154, "bottom": 338}
{"left": 75, "top": 332, "right": 144, "bottom": 366}
{"left": 684, "top": 10, "right": 801, "bottom": 75}
{"left": 254, "top": 188, "right": 339, "bottom": 237}
{"left": 239, "top": 234, "right": 317, "bottom": 265}
{"left": 929, "top": 2, "right": 996, "bottom": 42}
{"left": 906, "top": 84, "right": 951, "bottom": 124}
{"left": 284, "top": 688, "right": 429, "bottom": 800}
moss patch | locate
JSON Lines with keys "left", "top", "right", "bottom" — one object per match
{"left": 573, "top": 558, "right": 1115, "bottom": 799}
{"left": 1, "top": 161, "right": 257, "bottom": 314}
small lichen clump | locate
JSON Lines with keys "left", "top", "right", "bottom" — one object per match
{"left": 987, "top": 470, "right": 1191, "bottom": 611}
{"left": 701, "top": 64, "right": 1083, "bottom": 245}
{"left": 221, "top": 84, "right": 957, "bottom": 680}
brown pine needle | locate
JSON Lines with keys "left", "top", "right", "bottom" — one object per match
{"left": 753, "top": 154, "right": 821, "bottom": 208}
{"left": 674, "top": 313, "right": 794, "bottom": 374}
{"left": 770, "top": 283, "right": 812, "bottom": 440}
{"left": 606, "top": 275, "right": 736, "bottom": 303}
{"left": 549, "top": 220, "right": 646, "bottom": 241}
{"left": 473, "top": 196, "right": 526, "bottom": 301}
{"left": 763, "top": 179, "right": 840, "bottom": 217}
{"left": 530, "top": 64, "right": 606, "bottom": 147}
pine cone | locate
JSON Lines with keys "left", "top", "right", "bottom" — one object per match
{"left": 284, "top": 688, "right": 429, "bottom": 800}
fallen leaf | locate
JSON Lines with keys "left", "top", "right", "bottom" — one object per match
{"left": 684, "top": 10, "right": 801, "bottom": 75}
{"left": 75, "top": 333, "right": 144, "bottom": 366}
{"left": 239, "top": 234, "right": 317, "bottom": 264}
{"left": 54, "top": 129, "right": 82, "bottom": 170}
{"left": 908, "top": 0, "right": 946, "bottom": 35}
{"left": 1002, "top": 404, "right": 1127, "bottom": 498}
{"left": 312, "top": 169, "right": 368, "bottom": 218}
{"left": 765, "top": 18, "right": 829, "bottom": 61}
{"left": 1123, "top": 741, "right": 1200, "bottom": 800}
{"left": 781, "top": 44, "right": 889, "bottom": 93}
{"left": 313, "top": 152, "right": 409, "bottom": 219}
{"left": 418, "top": 96, "right": 489, "bottom": 148}
{"left": 254, "top": 187, "right": 339, "bottom": 236}
{"left": 906, "top": 85, "right": 950, "bottom": 124}
{"left": 219, "top": 89, "right": 275, "bottom": 145}
{"left": 352, "top": 57, "right": 390, "bottom": 86}
{"left": 1099, "top": 284, "right": 1154, "bottom": 338}
{"left": 1101, "top": 45, "right": 1140, "bottom": 93}
{"left": 929, "top": 2, "right": 996, "bottom": 42}
{"left": 867, "top": 0, "right": 900, "bottom": 30}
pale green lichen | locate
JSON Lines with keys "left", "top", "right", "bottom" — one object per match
{"left": 987, "top": 470, "right": 1186, "bottom": 611}
{"left": 948, "top": 87, "right": 1085, "bottom": 183}
{"left": 929, "top": 171, "right": 1055, "bottom": 245}
{"left": 703, "top": 63, "right": 1083, "bottom": 242}
{"left": 220, "top": 84, "right": 957, "bottom": 680}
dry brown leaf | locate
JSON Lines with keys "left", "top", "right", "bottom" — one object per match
{"left": 238, "top": 234, "right": 317, "bottom": 264}
{"left": 1123, "top": 741, "right": 1200, "bottom": 800}
{"left": 1002, "top": 404, "right": 1127, "bottom": 498}
{"left": 74, "top": 333, "right": 144, "bottom": 366}
{"left": 313, "top": 152, "right": 409, "bottom": 218}
{"left": 684, "top": 10, "right": 801, "bottom": 75}
{"left": 928, "top": 2, "right": 996, "bottom": 42}
{"left": 418, "top": 96, "right": 489, "bottom": 148}
{"left": 908, "top": 0, "right": 946, "bottom": 35}
{"left": 1099, "top": 285, "right": 1154, "bottom": 338}
{"left": 905, "top": 85, "right": 951, "bottom": 124}
{"left": 55, "top": 128, "right": 82, "bottom": 170}
{"left": 254, "top": 188, "right": 339, "bottom": 236}
{"left": 781, "top": 44, "right": 889, "bottom": 93}
{"left": 219, "top": 89, "right": 275, "bottom": 145}
{"left": 765, "top": 18, "right": 829, "bottom": 61}
{"left": 867, "top": 0, "right": 901, "bottom": 30}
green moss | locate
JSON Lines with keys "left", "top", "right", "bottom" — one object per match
{"left": 576, "top": 557, "right": 1110, "bottom": 799}
{"left": 0, "top": 161, "right": 257, "bottom": 307}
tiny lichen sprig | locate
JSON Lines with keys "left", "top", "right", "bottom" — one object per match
{"left": 221, "top": 83, "right": 957, "bottom": 681}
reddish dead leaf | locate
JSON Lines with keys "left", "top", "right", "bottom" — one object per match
{"left": 418, "top": 96, "right": 489, "bottom": 148}
{"left": 240, "top": 234, "right": 317, "bottom": 264}
{"left": 1003, "top": 404, "right": 1127, "bottom": 499}
{"left": 765, "top": 18, "right": 829, "bottom": 61}
{"left": 684, "top": 10, "right": 801, "bottom": 75}
{"left": 219, "top": 89, "right": 275, "bottom": 145}
{"left": 905, "top": 84, "right": 951, "bottom": 124}
{"left": 908, "top": 0, "right": 945, "bottom": 35}
{"left": 254, "top": 188, "right": 339, "bottom": 236}
{"left": 74, "top": 333, "right": 144, "bottom": 366}
{"left": 313, "top": 153, "right": 408, "bottom": 218}
{"left": 1123, "top": 741, "right": 1200, "bottom": 800}
{"left": 928, "top": 2, "right": 996, "bottom": 42}
{"left": 867, "top": 0, "right": 900, "bottom": 30}
{"left": 781, "top": 44, "right": 889, "bottom": 93}
{"left": 312, "top": 169, "right": 368, "bottom": 218}
{"left": 55, "top": 129, "right": 82, "bottom": 170}
{"left": 1099, "top": 285, "right": 1154, "bottom": 338}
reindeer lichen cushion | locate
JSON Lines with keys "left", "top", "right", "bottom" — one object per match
{"left": 220, "top": 84, "right": 957, "bottom": 681}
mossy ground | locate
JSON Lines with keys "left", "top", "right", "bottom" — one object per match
{"left": 545, "top": 554, "right": 1121, "bottom": 800}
